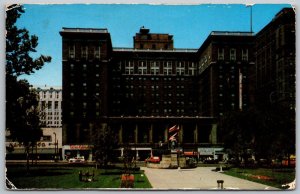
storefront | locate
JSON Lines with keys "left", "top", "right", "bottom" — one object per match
{"left": 62, "top": 145, "right": 94, "bottom": 161}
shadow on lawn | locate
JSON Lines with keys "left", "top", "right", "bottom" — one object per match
{"left": 8, "top": 168, "right": 73, "bottom": 177}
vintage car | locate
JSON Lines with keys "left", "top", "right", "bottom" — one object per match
{"left": 68, "top": 156, "right": 85, "bottom": 163}
{"left": 145, "top": 156, "right": 160, "bottom": 163}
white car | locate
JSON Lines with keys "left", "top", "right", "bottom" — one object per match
{"left": 68, "top": 156, "right": 85, "bottom": 163}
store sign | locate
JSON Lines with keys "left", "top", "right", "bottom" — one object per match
{"left": 198, "top": 148, "right": 224, "bottom": 156}
{"left": 69, "top": 145, "right": 93, "bottom": 150}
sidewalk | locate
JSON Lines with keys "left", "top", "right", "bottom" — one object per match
{"left": 141, "top": 167, "right": 279, "bottom": 190}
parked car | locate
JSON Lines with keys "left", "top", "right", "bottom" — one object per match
{"left": 145, "top": 156, "right": 160, "bottom": 163}
{"left": 68, "top": 156, "right": 85, "bottom": 163}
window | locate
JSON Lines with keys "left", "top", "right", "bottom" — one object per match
{"left": 48, "top": 102, "right": 52, "bottom": 109}
{"left": 83, "top": 64, "right": 87, "bottom": 70}
{"left": 41, "top": 101, "right": 46, "bottom": 109}
{"left": 242, "top": 49, "right": 248, "bottom": 61}
{"left": 83, "top": 102, "right": 87, "bottom": 109}
{"left": 94, "top": 46, "right": 100, "bottom": 59}
{"left": 81, "top": 45, "right": 88, "bottom": 59}
{"left": 176, "top": 62, "right": 185, "bottom": 75}
{"left": 55, "top": 101, "right": 58, "bottom": 109}
{"left": 230, "top": 48, "right": 236, "bottom": 61}
{"left": 125, "top": 61, "right": 134, "bottom": 75}
{"left": 188, "top": 62, "right": 196, "bottom": 75}
{"left": 218, "top": 48, "right": 224, "bottom": 60}
{"left": 69, "top": 43, "right": 75, "bottom": 58}
{"left": 163, "top": 61, "right": 172, "bottom": 75}
{"left": 150, "top": 61, "right": 159, "bottom": 75}
{"left": 138, "top": 61, "right": 147, "bottom": 75}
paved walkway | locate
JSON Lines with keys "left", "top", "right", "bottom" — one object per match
{"left": 141, "top": 167, "right": 279, "bottom": 190}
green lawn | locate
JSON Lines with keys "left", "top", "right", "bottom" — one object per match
{"left": 6, "top": 166, "right": 152, "bottom": 189}
{"left": 224, "top": 167, "right": 295, "bottom": 189}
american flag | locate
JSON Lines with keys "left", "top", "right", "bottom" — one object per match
{"left": 169, "top": 132, "right": 178, "bottom": 141}
{"left": 168, "top": 125, "right": 179, "bottom": 133}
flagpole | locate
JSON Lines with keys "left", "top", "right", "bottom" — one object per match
{"left": 246, "top": 4, "right": 253, "bottom": 33}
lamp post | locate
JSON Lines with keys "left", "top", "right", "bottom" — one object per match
{"left": 53, "top": 132, "right": 57, "bottom": 160}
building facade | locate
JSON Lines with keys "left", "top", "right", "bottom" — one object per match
{"left": 60, "top": 27, "right": 218, "bottom": 159}
{"left": 197, "top": 32, "right": 255, "bottom": 117}
{"left": 36, "top": 86, "right": 62, "bottom": 128}
{"left": 60, "top": 8, "right": 295, "bottom": 160}
{"left": 254, "top": 8, "right": 295, "bottom": 109}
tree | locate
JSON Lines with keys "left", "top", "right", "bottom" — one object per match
{"left": 6, "top": 4, "right": 51, "bottom": 173}
{"left": 93, "top": 124, "right": 119, "bottom": 168}
{"left": 6, "top": 4, "right": 51, "bottom": 77}
{"left": 220, "top": 105, "right": 295, "bottom": 167}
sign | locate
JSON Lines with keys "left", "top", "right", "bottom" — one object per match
{"left": 67, "top": 145, "right": 93, "bottom": 150}
{"left": 198, "top": 147, "right": 224, "bottom": 156}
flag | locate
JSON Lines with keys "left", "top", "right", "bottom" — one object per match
{"left": 168, "top": 125, "right": 179, "bottom": 133}
{"left": 169, "top": 132, "right": 178, "bottom": 141}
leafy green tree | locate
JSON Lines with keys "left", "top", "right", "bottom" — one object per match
{"left": 93, "top": 124, "right": 119, "bottom": 168}
{"left": 220, "top": 105, "right": 295, "bottom": 167}
{"left": 6, "top": 4, "right": 51, "bottom": 77}
{"left": 6, "top": 4, "right": 51, "bottom": 172}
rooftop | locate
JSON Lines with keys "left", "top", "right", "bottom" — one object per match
{"left": 61, "top": 27, "right": 109, "bottom": 33}
{"left": 113, "top": 47, "right": 197, "bottom": 53}
{"left": 210, "top": 31, "right": 253, "bottom": 36}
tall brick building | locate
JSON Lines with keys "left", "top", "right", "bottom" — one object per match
{"left": 60, "top": 8, "right": 295, "bottom": 160}
{"left": 254, "top": 8, "right": 295, "bottom": 109}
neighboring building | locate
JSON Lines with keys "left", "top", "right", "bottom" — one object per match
{"left": 5, "top": 127, "right": 62, "bottom": 160}
{"left": 254, "top": 8, "right": 295, "bottom": 109}
{"left": 60, "top": 28, "right": 112, "bottom": 146}
{"left": 5, "top": 86, "right": 63, "bottom": 160}
{"left": 36, "top": 86, "right": 62, "bottom": 128}
{"left": 133, "top": 26, "right": 174, "bottom": 50}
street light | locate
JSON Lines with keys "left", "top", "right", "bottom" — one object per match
{"left": 53, "top": 132, "right": 57, "bottom": 160}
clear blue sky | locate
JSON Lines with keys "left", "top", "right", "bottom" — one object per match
{"left": 16, "top": 4, "right": 292, "bottom": 87}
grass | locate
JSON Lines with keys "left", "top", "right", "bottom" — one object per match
{"left": 223, "top": 167, "right": 295, "bottom": 189}
{"left": 6, "top": 166, "right": 152, "bottom": 189}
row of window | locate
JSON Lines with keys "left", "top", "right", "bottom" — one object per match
{"left": 69, "top": 111, "right": 101, "bottom": 118}
{"left": 217, "top": 48, "right": 249, "bottom": 61}
{"left": 69, "top": 92, "right": 100, "bottom": 98}
{"left": 41, "top": 101, "right": 61, "bottom": 109}
{"left": 121, "top": 77, "right": 188, "bottom": 81}
{"left": 40, "top": 120, "right": 61, "bottom": 126}
{"left": 40, "top": 116, "right": 62, "bottom": 121}
{"left": 40, "top": 91, "right": 61, "bottom": 99}
{"left": 111, "top": 109, "right": 198, "bottom": 114}
{"left": 69, "top": 45, "right": 101, "bottom": 59}
{"left": 123, "top": 61, "right": 196, "bottom": 75}
{"left": 122, "top": 85, "right": 185, "bottom": 89}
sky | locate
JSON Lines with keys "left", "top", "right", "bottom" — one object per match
{"left": 15, "top": 3, "right": 292, "bottom": 87}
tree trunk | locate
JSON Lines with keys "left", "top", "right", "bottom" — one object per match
{"left": 26, "top": 146, "right": 30, "bottom": 174}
